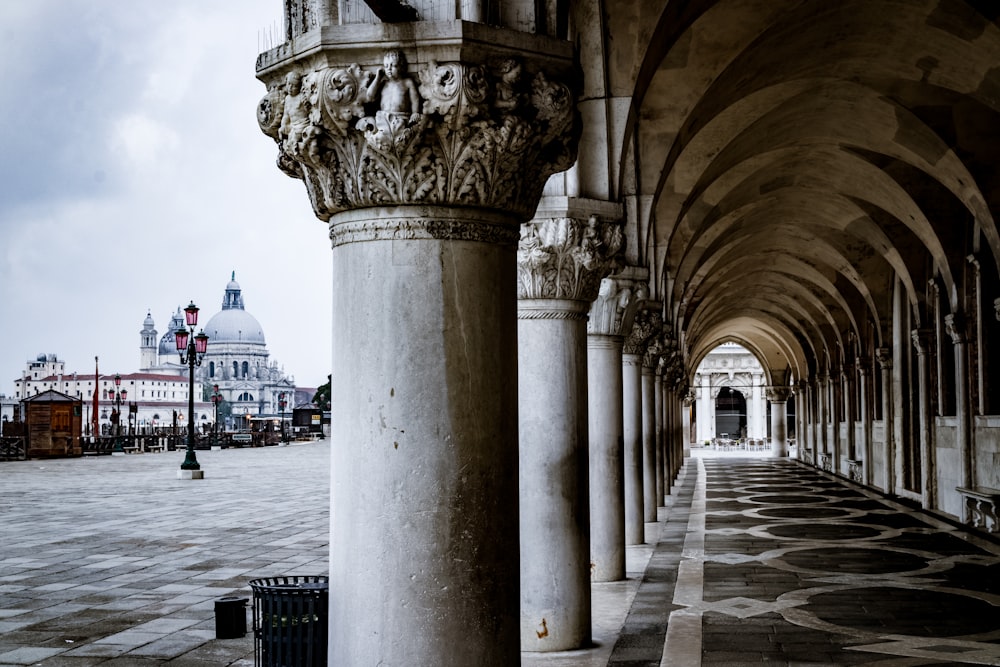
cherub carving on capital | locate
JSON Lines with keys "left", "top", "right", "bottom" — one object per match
{"left": 357, "top": 49, "right": 426, "bottom": 151}
{"left": 279, "top": 71, "right": 322, "bottom": 163}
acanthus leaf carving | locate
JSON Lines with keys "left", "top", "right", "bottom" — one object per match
{"left": 517, "top": 216, "right": 623, "bottom": 301}
{"left": 257, "top": 48, "right": 579, "bottom": 224}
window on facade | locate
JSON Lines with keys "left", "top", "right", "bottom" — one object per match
{"left": 242, "top": 361, "right": 249, "bottom": 378}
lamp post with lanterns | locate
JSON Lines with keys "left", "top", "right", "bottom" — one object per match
{"left": 211, "top": 384, "right": 223, "bottom": 447}
{"left": 278, "top": 392, "right": 288, "bottom": 445}
{"left": 111, "top": 373, "right": 127, "bottom": 452}
{"left": 175, "top": 302, "right": 209, "bottom": 477}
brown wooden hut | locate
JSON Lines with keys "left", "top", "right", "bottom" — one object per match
{"left": 22, "top": 390, "right": 83, "bottom": 457}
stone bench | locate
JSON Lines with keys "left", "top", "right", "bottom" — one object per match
{"left": 956, "top": 487, "right": 1000, "bottom": 533}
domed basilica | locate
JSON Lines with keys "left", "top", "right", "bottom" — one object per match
{"left": 140, "top": 273, "right": 295, "bottom": 427}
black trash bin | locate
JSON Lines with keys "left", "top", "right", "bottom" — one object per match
{"left": 215, "top": 596, "right": 249, "bottom": 639}
{"left": 250, "top": 575, "right": 328, "bottom": 667}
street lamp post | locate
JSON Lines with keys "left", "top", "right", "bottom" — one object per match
{"left": 211, "top": 384, "right": 222, "bottom": 447}
{"left": 111, "top": 374, "right": 127, "bottom": 452}
{"left": 175, "top": 302, "right": 209, "bottom": 478}
{"left": 278, "top": 392, "right": 287, "bottom": 445}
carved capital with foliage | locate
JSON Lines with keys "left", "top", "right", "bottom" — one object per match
{"left": 516, "top": 216, "right": 623, "bottom": 301}
{"left": 257, "top": 30, "right": 579, "bottom": 224}
{"left": 587, "top": 271, "right": 648, "bottom": 337}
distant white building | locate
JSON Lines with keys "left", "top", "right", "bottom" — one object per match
{"left": 11, "top": 273, "right": 299, "bottom": 434}
{"left": 693, "top": 343, "right": 768, "bottom": 442}
{"left": 13, "top": 354, "right": 205, "bottom": 435}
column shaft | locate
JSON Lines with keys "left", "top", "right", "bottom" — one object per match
{"left": 329, "top": 208, "right": 519, "bottom": 666}
{"left": 622, "top": 354, "right": 644, "bottom": 544}
{"left": 641, "top": 368, "right": 657, "bottom": 521}
{"left": 519, "top": 300, "right": 591, "bottom": 651}
{"left": 653, "top": 378, "right": 664, "bottom": 506}
{"left": 587, "top": 335, "right": 625, "bottom": 582}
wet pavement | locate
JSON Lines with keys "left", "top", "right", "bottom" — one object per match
{"left": 1, "top": 443, "right": 999, "bottom": 665}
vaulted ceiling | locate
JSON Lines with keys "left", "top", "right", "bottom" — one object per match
{"left": 600, "top": 0, "right": 1000, "bottom": 383}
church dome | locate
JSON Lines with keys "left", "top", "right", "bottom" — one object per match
{"left": 158, "top": 308, "right": 186, "bottom": 357}
{"left": 202, "top": 272, "right": 266, "bottom": 345}
{"left": 204, "top": 309, "right": 266, "bottom": 344}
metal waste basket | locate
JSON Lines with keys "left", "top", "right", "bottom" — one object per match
{"left": 215, "top": 596, "right": 248, "bottom": 639}
{"left": 250, "top": 575, "right": 328, "bottom": 667}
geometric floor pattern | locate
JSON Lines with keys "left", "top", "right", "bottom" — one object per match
{"left": 663, "top": 457, "right": 1000, "bottom": 667}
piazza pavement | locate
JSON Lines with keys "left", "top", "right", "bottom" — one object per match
{"left": 1, "top": 441, "right": 999, "bottom": 666}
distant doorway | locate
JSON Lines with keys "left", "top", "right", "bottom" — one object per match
{"left": 715, "top": 387, "right": 747, "bottom": 438}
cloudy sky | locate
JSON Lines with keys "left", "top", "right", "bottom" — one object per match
{"left": 0, "top": 1, "right": 334, "bottom": 392}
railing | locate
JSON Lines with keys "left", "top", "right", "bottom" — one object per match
{"left": 0, "top": 436, "right": 26, "bottom": 461}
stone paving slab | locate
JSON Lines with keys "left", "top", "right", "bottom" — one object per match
{"left": 4, "top": 444, "right": 999, "bottom": 666}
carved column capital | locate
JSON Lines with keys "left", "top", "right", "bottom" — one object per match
{"left": 944, "top": 313, "right": 966, "bottom": 345}
{"left": 257, "top": 31, "right": 579, "bottom": 224}
{"left": 875, "top": 347, "right": 892, "bottom": 370}
{"left": 994, "top": 297, "right": 1000, "bottom": 322}
{"left": 587, "top": 271, "right": 648, "bottom": 337}
{"left": 766, "top": 387, "right": 792, "bottom": 403}
{"left": 516, "top": 216, "right": 623, "bottom": 301}
{"left": 911, "top": 328, "right": 933, "bottom": 355}
{"left": 623, "top": 303, "right": 660, "bottom": 356}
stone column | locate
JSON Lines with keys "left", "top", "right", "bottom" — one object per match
{"left": 767, "top": 387, "right": 791, "bottom": 457}
{"left": 911, "top": 329, "right": 935, "bottom": 510}
{"left": 857, "top": 357, "right": 872, "bottom": 486}
{"left": 653, "top": 367, "right": 665, "bottom": 505}
{"left": 586, "top": 271, "right": 643, "bottom": 582}
{"left": 682, "top": 392, "right": 694, "bottom": 460}
{"left": 945, "top": 314, "right": 972, "bottom": 493}
{"left": 795, "top": 380, "right": 813, "bottom": 461}
{"left": 256, "top": 28, "right": 578, "bottom": 666}
{"left": 818, "top": 373, "right": 829, "bottom": 454}
{"left": 622, "top": 306, "right": 656, "bottom": 544}
{"left": 641, "top": 328, "right": 662, "bottom": 521}
{"left": 518, "top": 213, "right": 621, "bottom": 651}
{"left": 876, "top": 347, "right": 894, "bottom": 493}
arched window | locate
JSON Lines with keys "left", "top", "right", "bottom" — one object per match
{"left": 209, "top": 361, "right": 215, "bottom": 378}
{"left": 238, "top": 392, "right": 255, "bottom": 402}
{"left": 233, "top": 361, "right": 239, "bottom": 377}
{"left": 242, "top": 361, "right": 249, "bottom": 378}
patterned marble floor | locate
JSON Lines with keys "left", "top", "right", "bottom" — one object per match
{"left": 656, "top": 456, "right": 1000, "bottom": 667}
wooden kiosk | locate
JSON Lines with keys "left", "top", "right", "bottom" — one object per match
{"left": 22, "top": 389, "right": 83, "bottom": 458}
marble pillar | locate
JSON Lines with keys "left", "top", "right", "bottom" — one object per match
{"left": 945, "top": 314, "right": 973, "bottom": 494}
{"left": 653, "top": 370, "right": 665, "bottom": 505}
{"left": 640, "top": 330, "right": 662, "bottom": 521}
{"left": 587, "top": 333, "right": 625, "bottom": 581}
{"left": 255, "top": 26, "right": 578, "bottom": 665}
{"left": 586, "top": 271, "right": 645, "bottom": 577}
{"left": 767, "top": 387, "right": 791, "bottom": 457}
{"left": 622, "top": 302, "right": 657, "bottom": 544}
{"left": 518, "top": 213, "right": 622, "bottom": 651}
{"left": 622, "top": 352, "right": 644, "bottom": 544}
{"left": 912, "top": 329, "right": 935, "bottom": 510}
{"left": 857, "top": 358, "right": 872, "bottom": 486}
{"left": 876, "top": 347, "right": 894, "bottom": 493}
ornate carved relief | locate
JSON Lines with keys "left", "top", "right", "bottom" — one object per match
{"left": 994, "top": 297, "right": 1000, "bottom": 322}
{"left": 623, "top": 306, "right": 660, "bottom": 356}
{"left": 587, "top": 274, "right": 648, "bottom": 337}
{"left": 516, "top": 216, "right": 623, "bottom": 301}
{"left": 875, "top": 347, "right": 892, "bottom": 370}
{"left": 258, "top": 50, "right": 579, "bottom": 223}
{"left": 911, "top": 328, "right": 932, "bottom": 355}
{"left": 766, "top": 387, "right": 792, "bottom": 403}
{"left": 944, "top": 313, "right": 965, "bottom": 345}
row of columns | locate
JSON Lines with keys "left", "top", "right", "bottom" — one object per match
{"left": 255, "top": 26, "right": 687, "bottom": 664}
